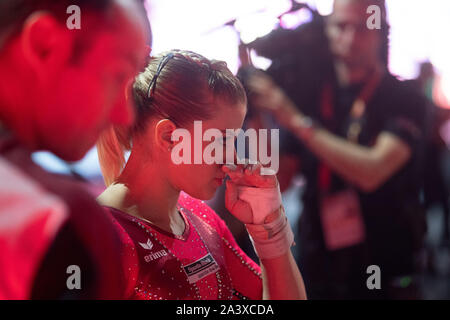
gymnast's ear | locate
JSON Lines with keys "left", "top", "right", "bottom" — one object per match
{"left": 154, "top": 119, "right": 178, "bottom": 152}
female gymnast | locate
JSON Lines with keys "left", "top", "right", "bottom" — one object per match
{"left": 96, "top": 49, "right": 306, "bottom": 300}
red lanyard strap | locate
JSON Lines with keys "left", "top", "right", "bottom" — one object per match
{"left": 317, "top": 68, "right": 384, "bottom": 192}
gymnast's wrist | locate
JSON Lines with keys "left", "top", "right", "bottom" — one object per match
{"left": 245, "top": 206, "right": 295, "bottom": 260}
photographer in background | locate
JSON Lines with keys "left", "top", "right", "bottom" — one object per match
{"left": 245, "top": 0, "right": 428, "bottom": 299}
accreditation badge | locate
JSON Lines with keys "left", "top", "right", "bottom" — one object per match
{"left": 182, "top": 253, "right": 220, "bottom": 284}
{"left": 320, "top": 189, "right": 366, "bottom": 251}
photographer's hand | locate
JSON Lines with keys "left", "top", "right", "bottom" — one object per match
{"left": 246, "top": 71, "right": 302, "bottom": 125}
{"left": 246, "top": 71, "right": 315, "bottom": 142}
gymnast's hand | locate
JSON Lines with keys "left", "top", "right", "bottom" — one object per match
{"left": 222, "top": 162, "right": 280, "bottom": 225}
{"left": 222, "top": 161, "right": 295, "bottom": 263}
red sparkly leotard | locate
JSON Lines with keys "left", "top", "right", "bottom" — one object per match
{"left": 106, "top": 192, "right": 263, "bottom": 300}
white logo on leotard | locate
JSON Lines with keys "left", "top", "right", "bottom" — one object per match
{"left": 138, "top": 238, "right": 154, "bottom": 250}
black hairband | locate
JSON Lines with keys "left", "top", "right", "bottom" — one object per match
{"left": 146, "top": 52, "right": 175, "bottom": 99}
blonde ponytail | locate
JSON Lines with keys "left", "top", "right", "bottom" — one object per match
{"left": 96, "top": 126, "right": 131, "bottom": 186}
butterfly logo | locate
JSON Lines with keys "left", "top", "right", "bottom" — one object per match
{"left": 138, "top": 238, "right": 154, "bottom": 250}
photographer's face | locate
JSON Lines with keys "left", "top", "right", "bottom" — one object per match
{"left": 326, "top": 0, "right": 381, "bottom": 67}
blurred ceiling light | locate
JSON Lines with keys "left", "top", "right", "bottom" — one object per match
{"left": 250, "top": 49, "right": 273, "bottom": 71}
{"left": 265, "top": 0, "right": 292, "bottom": 17}
{"left": 443, "top": 76, "right": 450, "bottom": 107}
{"left": 279, "top": 7, "right": 314, "bottom": 29}
{"left": 311, "top": 0, "right": 334, "bottom": 16}
{"left": 434, "top": 75, "right": 450, "bottom": 109}
{"left": 235, "top": 13, "right": 279, "bottom": 44}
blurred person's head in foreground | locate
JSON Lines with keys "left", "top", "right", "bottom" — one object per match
{"left": 97, "top": 50, "right": 247, "bottom": 201}
{"left": 326, "top": 0, "right": 389, "bottom": 73}
{"left": 0, "top": 0, "right": 151, "bottom": 161}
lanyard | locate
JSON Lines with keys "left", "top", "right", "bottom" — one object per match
{"left": 317, "top": 69, "right": 383, "bottom": 193}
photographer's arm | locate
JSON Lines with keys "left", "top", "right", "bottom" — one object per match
{"left": 291, "top": 121, "right": 411, "bottom": 192}
{"left": 248, "top": 73, "right": 411, "bottom": 193}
